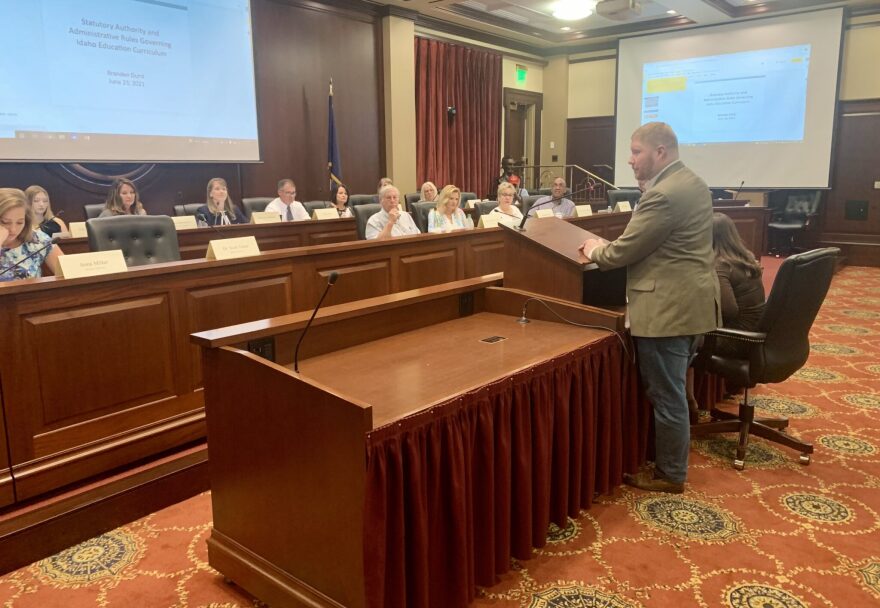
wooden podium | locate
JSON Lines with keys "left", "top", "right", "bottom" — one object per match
{"left": 191, "top": 275, "right": 635, "bottom": 608}
{"left": 501, "top": 217, "right": 626, "bottom": 307}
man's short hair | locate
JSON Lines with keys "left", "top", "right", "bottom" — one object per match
{"left": 632, "top": 122, "right": 679, "bottom": 152}
{"left": 379, "top": 184, "right": 399, "bottom": 201}
{"left": 277, "top": 178, "right": 295, "bottom": 191}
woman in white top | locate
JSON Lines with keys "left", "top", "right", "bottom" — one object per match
{"left": 490, "top": 181, "right": 523, "bottom": 221}
{"left": 427, "top": 185, "right": 468, "bottom": 233}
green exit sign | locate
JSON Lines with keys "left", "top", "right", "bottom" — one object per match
{"left": 516, "top": 64, "right": 527, "bottom": 85}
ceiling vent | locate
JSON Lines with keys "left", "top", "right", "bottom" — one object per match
{"left": 596, "top": 0, "right": 642, "bottom": 21}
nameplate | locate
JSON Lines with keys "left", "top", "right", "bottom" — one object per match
{"left": 312, "top": 207, "right": 337, "bottom": 220}
{"left": 171, "top": 215, "right": 198, "bottom": 230}
{"left": 535, "top": 209, "right": 554, "bottom": 218}
{"left": 574, "top": 205, "right": 593, "bottom": 217}
{"left": 613, "top": 201, "right": 632, "bottom": 213}
{"left": 58, "top": 250, "right": 127, "bottom": 279}
{"left": 206, "top": 236, "right": 261, "bottom": 261}
{"left": 69, "top": 222, "right": 87, "bottom": 238}
{"left": 251, "top": 211, "right": 282, "bottom": 224}
{"left": 478, "top": 214, "right": 500, "bottom": 228}
{"left": 466, "top": 200, "right": 477, "bottom": 209}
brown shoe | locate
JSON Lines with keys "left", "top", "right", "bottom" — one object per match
{"left": 688, "top": 398, "right": 700, "bottom": 425}
{"left": 623, "top": 470, "right": 684, "bottom": 494}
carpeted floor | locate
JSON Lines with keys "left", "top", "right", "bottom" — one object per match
{"left": 1, "top": 263, "right": 878, "bottom": 608}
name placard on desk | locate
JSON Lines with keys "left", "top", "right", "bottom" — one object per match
{"left": 574, "top": 205, "right": 593, "bottom": 217}
{"left": 312, "top": 208, "right": 338, "bottom": 220}
{"left": 171, "top": 216, "right": 198, "bottom": 230}
{"left": 613, "top": 201, "right": 632, "bottom": 213}
{"left": 206, "top": 236, "right": 261, "bottom": 261}
{"left": 250, "top": 212, "right": 282, "bottom": 224}
{"left": 478, "top": 214, "right": 500, "bottom": 228}
{"left": 58, "top": 250, "right": 127, "bottom": 279}
{"left": 69, "top": 222, "right": 88, "bottom": 238}
{"left": 535, "top": 209, "right": 554, "bottom": 218}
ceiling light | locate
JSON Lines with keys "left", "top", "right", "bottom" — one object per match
{"left": 667, "top": 10, "right": 677, "bottom": 15}
{"left": 561, "top": 26, "right": 571, "bottom": 31}
{"left": 552, "top": 0, "right": 597, "bottom": 21}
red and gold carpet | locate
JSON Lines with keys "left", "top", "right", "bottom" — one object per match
{"left": 1, "top": 264, "right": 878, "bottom": 608}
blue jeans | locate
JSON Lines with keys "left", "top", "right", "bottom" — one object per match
{"left": 635, "top": 335, "right": 700, "bottom": 484}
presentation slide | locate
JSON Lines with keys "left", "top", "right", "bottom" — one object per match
{"left": 0, "top": 0, "right": 259, "bottom": 162}
{"left": 615, "top": 9, "right": 843, "bottom": 189}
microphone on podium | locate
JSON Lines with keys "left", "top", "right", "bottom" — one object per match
{"left": 732, "top": 180, "right": 745, "bottom": 200}
{"left": 293, "top": 270, "right": 339, "bottom": 373}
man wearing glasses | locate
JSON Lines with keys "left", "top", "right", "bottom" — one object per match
{"left": 266, "top": 178, "right": 309, "bottom": 221}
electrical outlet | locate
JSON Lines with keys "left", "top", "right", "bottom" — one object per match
{"left": 247, "top": 337, "right": 275, "bottom": 362}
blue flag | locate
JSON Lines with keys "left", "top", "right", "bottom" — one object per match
{"left": 328, "top": 80, "right": 342, "bottom": 188}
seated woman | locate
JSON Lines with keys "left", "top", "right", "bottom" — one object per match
{"left": 330, "top": 184, "right": 353, "bottom": 218}
{"left": 490, "top": 182, "right": 523, "bottom": 221}
{"left": 427, "top": 185, "right": 468, "bottom": 234}
{"left": 99, "top": 178, "right": 147, "bottom": 217}
{"left": 687, "top": 212, "right": 766, "bottom": 419}
{"left": 419, "top": 181, "right": 438, "bottom": 203}
{"left": 197, "top": 177, "right": 246, "bottom": 226}
{"left": 25, "top": 185, "right": 68, "bottom": 237}
{"left": 0, "top": 188, "right": 64, "bottom": 282}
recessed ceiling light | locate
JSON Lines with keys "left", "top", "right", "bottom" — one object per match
{"left": 561, "top": 26, "right": 571, "bottom": 31}
{"left": 667, "top": 10, "right": 677, "bottom": 15}
{"left": 552, "top": 0, "right": 598, "bottom": 21}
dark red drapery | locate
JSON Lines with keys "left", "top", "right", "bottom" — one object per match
{"left": 415, "top": 37, "right": 502, "bottom": 200}
{"left": 362, "top": 335, "right": 650, "bottom": 608}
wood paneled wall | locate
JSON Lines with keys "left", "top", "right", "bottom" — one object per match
{"left": 566, "top": 117, "right": 615, "bottom": 185}
{"left": 0, "top": 0, "right": 383, "bottom": 221}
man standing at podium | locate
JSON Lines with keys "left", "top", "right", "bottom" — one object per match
{"left": 580, "top": 122, "right": 719, "bottom": 494}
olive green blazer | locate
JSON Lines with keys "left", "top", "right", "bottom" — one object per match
{"left": 591, "top": 161, "right": 721, "bottom": 338}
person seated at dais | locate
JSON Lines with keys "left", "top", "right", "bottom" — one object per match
{"left": 419, "top": 181, "right": 438, "bottom": 203}
{"left": 197, "top": 177, "right": 246, "bottom": 226}
{"left": 330, "top": 184, "right": 353, "bottom": 218}
{"left": 428, "top": 185, "right": 468, "bottom": 233}
{"left": 365, "top": 185, "right": 420, "bottom": 240}
{"left": 25, "top": 185, "right": 67, "bottom": 237}
{"left": 100, "top": 178, "right": 147, "bottom": 217}
{"left": 0, "top": 188, "right": 64, "bottom": 282}
{"left": 490, "top": 182, "right": 523, "bottom": 222}
{"left": 265, "top": 178, "right": 309, "bottom": 221}
{"left": 528, "top": 177, "right": 574, "bottom": 218}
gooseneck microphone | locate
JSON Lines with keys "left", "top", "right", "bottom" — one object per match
{"left": 517, "top": 185, "right": 594, "bottom": 230}
{"left": 732, "top": 180, "right": 745, "bottom": 200}
{"left": 198, "top": 214, "right": 224, "bottom": 236}
{"left": 293, "top": 270, "right": 339, "bottom": 373}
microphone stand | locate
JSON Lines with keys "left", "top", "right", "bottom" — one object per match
{"left": 293, "top": 271, "right": 339, "bottom": 372}
{"left": 517, "top": 185, "right": 595, "bottom": 231}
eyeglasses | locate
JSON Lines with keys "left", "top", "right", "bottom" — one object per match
{"left": 281, "top": 190, "right": 296, "bottom": 196}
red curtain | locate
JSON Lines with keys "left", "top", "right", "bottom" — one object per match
{"left": 415, "top": 38, "right": 502, "bottom": 199}
{"left": 362, "top": 335, "right": 650, "bottom": 608}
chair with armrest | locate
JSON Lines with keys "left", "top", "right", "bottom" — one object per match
{"left": 607, "top": 188, "right": 641, "bottom": 209}
{"left": 404, "top": 193, "right": 421, "bottom": 209}
{"left": 173, "top": 204, "right": 204, "bottom": 217}
{"left": 83, "top": 203, "right": 105, "bottom": 219}
{"left": 86, "top": 215, "right": 181, "bottom": 267}
{"left": 302, "top": 200, "right": 331, "bottom": 216}
{"left": 410, "top": 201, "right": 435, "bottom": 233}
{"left": 459, "top": 192, "right": 478, "bottom": 208}
{"left": 353, "top": 203, "right": 381, "bottom": 240}
{"left": 767, "top": 191, "right": 821, "bottom": 256}
{"left": 692, "top": 247, "right": 839, "bottom": 469}
{"left": 521, "top": 194, "right": 544, "bottom": 218}
{"left": 349, "top": 194, "right": 376, "bottom": 208}
{"left": 473, "top": 201, "right": 498, "bottom": 222}
{"left": 241, "top": 197, "right": 272, "bottom": 220}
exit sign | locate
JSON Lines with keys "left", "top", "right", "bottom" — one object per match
{"left": 516, "top": 64, "right": 527, "bottom": 85}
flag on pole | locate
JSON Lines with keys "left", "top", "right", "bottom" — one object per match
{"left": 328, "top": 79, "right": 342, "bottom": 188}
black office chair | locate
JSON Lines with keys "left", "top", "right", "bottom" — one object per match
{"left": 607, "top": 189, "right": 641, "bottom": 209}
{"left": 410, "top": 201, "right": 435, "bottom": 233}
{"left": 173, "top": 204, "right": 204, "bottom": 217}
{"left": 241, "top": 197, "right": 272, "bottom": 219}
{"left": 353, "top": 203, "right": 381, "bottom": 239}
{"left": 86, "top": 215, "right": 181, "bottom": 267}
{"left": 521, "top": 194, "right": 544, "bottom": 218}
{"left": 692, "top": 247, "right": 839, "bottom": 469}
{"left": 83, "top": 203, "right": 105, "bottom": 219}
{"left": 303, "top": 200, "right": 332, "bottom": 217}
{"left": 459, "top": 192, "right": 478, "bottom": 209}
{"left": 472, "top": 201, "right": 498, "bottom": 222}
{"left": 767, "top": 191, "right": 821, "bottom": 256}
{"left": 349, "top": 194, "right": 376, "bottom": 208}
{"left": 404, "top": 193, "right": 421, "bottom": 209}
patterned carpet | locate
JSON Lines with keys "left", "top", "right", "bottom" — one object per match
{"left": 1, "top": 264, "right": 878, "bottom": 608}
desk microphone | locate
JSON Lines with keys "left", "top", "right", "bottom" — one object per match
{"left": 0, "top": 235, "right": 62, "bottom": 279}
{"left": 517, "top": 185, "right": 594, "bottom": 230}
{"left": 732, "top": 181, "right": 745, "bottom": 200}
{"left": 198, "top": 214, "right": 224, "bottom": 236}
{"left": 293, "top": 270, "right": 339, "bottom": 373}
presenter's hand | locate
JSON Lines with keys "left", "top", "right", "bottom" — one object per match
{"left": 579, "top": 238, "right": 607, "bottom": 261}
{"left": 388, "top": 207, "right": 401, "bottom": 224}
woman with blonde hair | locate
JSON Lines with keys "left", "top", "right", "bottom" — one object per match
{"left": 196, "top": 177, "right": 246, "bottom": 226}
{"left": 100, "top": 178, "right": 147, "bottom": 217}
{"left": 419, "top": 181, "right": 438, "bottom": 203}
{"left": 25, "top": 185, "right": 68, "bottom": 236}
{"left": 0, "top": 188, "right": 64, "bottom": 281}
{"left": 427, "top": 185, "right": 468, "bottom": 233}
{"left": 490, "top": 181, "right": 523, "bottom": 221}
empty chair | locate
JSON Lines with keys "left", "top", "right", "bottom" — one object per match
{"left": 767, "top": 191, "right": 821, "bottom": 256}
{"left": 241, "top": 197, "right": 272, "bottom": 219}
{"left": 353, "top": 203, "right": 381, "bottom": 239}
{"left": 349, "top": 194, "right": 377, "bottom": 208}
{"left": 692, "top": 247, "right": 839, "bottom": 469}
{"left": 472, "top": 201, "right": 498, "bottom": 222}
{"left": 86, "top": 215, "right": 181, "bottom": 267}
{"left": 459, "top": 192, "right": 478, "bottom": 208}
{"left": 302, "top": 200, "right": 331, "bottom": 216}
{"left": 404, "top": 193, "right": 421, "bottom": 208}
{"left": 410, "top": 201, "right": 435, "bottom": 233}
{"left": 521, "top": 194, "right": 544, "bottom": 218}
{"left": 607, "top": 188, "right": 641, "bottom": 209}
{"left": 83, "top": 203, "right": 104, "bottom": 219}
{"left": 173, "top": 204, "right": 204, "bottom": 216}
